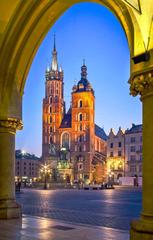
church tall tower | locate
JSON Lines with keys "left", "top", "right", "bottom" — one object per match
{"left": 42, "top": 37, "right": 65, "bottom": 162}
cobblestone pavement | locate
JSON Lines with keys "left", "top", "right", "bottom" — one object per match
{"left": 16, "top": 187, "right": 142, "bottom": 231}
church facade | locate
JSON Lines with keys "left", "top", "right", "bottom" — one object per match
{"left": 42, "top": 40, "right": 107, "bottom": 183}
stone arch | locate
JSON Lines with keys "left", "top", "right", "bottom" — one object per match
{"left": 0, "top": 0, "right": 142, "bottom": 120}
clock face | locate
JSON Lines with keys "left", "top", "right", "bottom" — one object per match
{"left": 122, "top": 0, "right": 141, "bottom": 13}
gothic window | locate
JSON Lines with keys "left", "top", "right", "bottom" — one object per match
{"left": 78, "top": 100, "right": 83, "bottom": 108}
{"left": 79, "top": 146, "right": 82, "bottom": 152}
{"left": 49, "top": 116, "right": 52, "bottom": 123}
{"left": 83, "top": 145, "right": 86, "bottom": 151}
{"left": 78, "top": 113, "right": 83, "bottom": 121}
{"left": 75, "top": 145, "right": 77, "bottom": 152}
{"left": 61, "top": 132, "right": 70, "bottom": 150}
{"left": 49, "top": 106, "right": 52, "bottom": 113}
{"left": 50, "top": 126, "right": 53, "bottom": 133}
{"left": 118, "top": 142, "right": 122, "bottom": 147}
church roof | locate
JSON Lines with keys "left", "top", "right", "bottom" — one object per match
{"left": 60, "top": 108, "right": 72, "bottom": 128}
{"left": 95, "top": 124, "right": 108, "bottom": 141}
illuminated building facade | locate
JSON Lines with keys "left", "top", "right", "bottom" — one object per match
{"left": 42, "top": 40, "right": 107, "bottom": 183}
{"left": 106, "top": 127, "right": 125, "bottom": 183}
{"left": 15, "top": 150, "right": 40, "bottom": 183}
{"left": 106, "top": 124, "right": 142, "bottom": 182}
{"left": 125, "top": 124, "right": 142, "bottom": 177}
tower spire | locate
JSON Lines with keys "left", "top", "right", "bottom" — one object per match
{"left": 53, "top": 33, "right": 56, "bottom": 51}
{"left": 51, "top": 34, "right": 58, "bottom": 71}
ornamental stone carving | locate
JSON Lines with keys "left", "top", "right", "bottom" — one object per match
{"left": 0, "top": 118, "right": 23, "bottom": 132}
{"left": 129, "top": 71, "right": 153, "bottom": 97}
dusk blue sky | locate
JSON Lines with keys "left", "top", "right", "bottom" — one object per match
{"left": 16, "top": 2, "right": 142, "bottom": 156}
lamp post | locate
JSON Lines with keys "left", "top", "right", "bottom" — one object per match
{"left": 40, "top": 163, "right": 51, "bottom": 189}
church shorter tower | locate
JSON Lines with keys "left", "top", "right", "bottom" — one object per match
{"left": 71, "top": 63, "right": 95, "bottom": 182}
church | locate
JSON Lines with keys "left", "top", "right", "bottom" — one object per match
{"left": 42, "top": 38, "right": 107, "bottom": 184}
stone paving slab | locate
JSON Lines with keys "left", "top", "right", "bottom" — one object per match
{"left": 0, "top": 215, "right": 129, "bottom": 240}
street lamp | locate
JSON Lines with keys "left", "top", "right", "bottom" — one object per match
{"left": 40, "top": 163, "right": 51, "bottom": 189}
{"left": 107, "top": 170, "right": 114, "bottom": 186}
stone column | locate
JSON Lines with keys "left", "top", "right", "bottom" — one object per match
{"left": 0, "top": 118, "right": 23, "bottom": 219}
{"left": 129, "top": 70, "right": 153, "bottom": 239}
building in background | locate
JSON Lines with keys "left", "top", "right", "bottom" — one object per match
{"left": 42, "top": 39, "right": 107, "bottom": 183}
{"left": 15, "top": 150, "right": 41, "bottom": 184}
{"left": 106, "top": 124, "right": 142, "bottom": 184}
{"left": 125, "top": 124, "right": 142, "bottom": 177}
{"left": 106, "top": 127, "right": 125, "bottom": 183}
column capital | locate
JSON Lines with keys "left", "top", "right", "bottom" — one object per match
{"left": 0, "top": 118, "right": 23, "bottom": 133}
{"left": 129, "top": 70, "right": 153, "bottom": 98}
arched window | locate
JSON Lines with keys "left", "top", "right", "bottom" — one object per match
{"left": 78, "top": 113, "right": 83, "bottom": 121}
{"left": 78, "top": 100, "right": 83, "bottom": 108}
{"left": 49, "top": 106, "right": 52, "bottom": 113}
{"left": 50, "top": 116, "right": 52, "bottom": 123}
{"left": 61, "top": 132, "right": 70, "bottom": 150}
